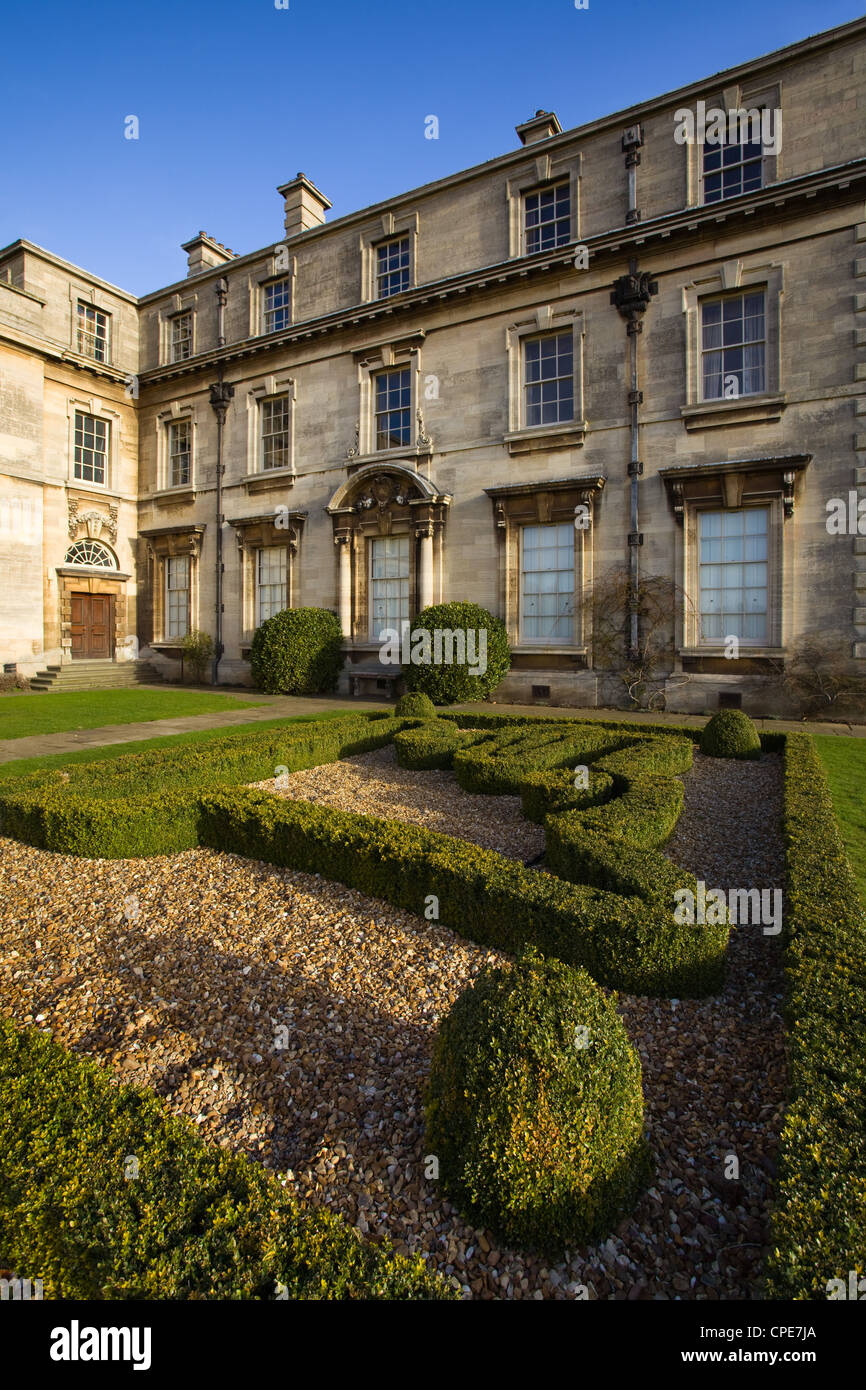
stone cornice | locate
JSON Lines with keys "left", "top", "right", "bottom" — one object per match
{"left": 135, "top": 17, "right": 866, "bottom": 306}
{"left": 0, "top": 323, "right": 132, "bottom": 386}
{"left": 137, "top": 159, "right": 866, "bottom": 389}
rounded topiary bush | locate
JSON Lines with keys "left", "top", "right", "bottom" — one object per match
{"left": 250, "top": 607, "right": 344, "bottom": 695}
{"left": 699, "top": 708, "right": 761, "bottom": 760}
{"left": 394, "top": 691, "right": 437, "bottom": 719}
{"left": 400, "top": 601, "right": 510, "bottom": 705}
{"left": 424, "top": 949, "right": 650, "bottom": 1253}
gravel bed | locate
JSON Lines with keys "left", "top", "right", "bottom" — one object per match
{"left": 249, "top": 744, "right": 545, "bottom": 863}
{"left": 0, "top": 746, "right": 787, "bottom": 1300}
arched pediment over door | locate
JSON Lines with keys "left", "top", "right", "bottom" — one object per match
{"left": 326, "top": 464, "right": 451, "bottom": 643}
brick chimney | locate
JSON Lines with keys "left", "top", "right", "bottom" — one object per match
{"left": 181, "top": 232, "right": 237, "bottom": 277}
{"left": 277, "top": 173, "right": 331, "bottom": 239}
{"left": 516, "top": 109, "right": 562, "bottom": 146}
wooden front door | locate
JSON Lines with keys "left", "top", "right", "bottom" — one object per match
{"left": 70, "top": 593, "right": 113, "bottom": 660}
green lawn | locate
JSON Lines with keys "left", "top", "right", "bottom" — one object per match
{"left": 0, "top": 688, "right": 267, "bottom": 741}
{"left": 814, "top": 735, "right": 866, "bottom": 908}
{"left": 0, "top": 709, "right": 358, "bottom": 779}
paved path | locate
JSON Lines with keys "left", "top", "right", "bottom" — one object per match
{"left": 0, "top": 691, "right": 386, "bottom": 764}
{"left": 0, "top": 685, "right": 862, "bottom": 765}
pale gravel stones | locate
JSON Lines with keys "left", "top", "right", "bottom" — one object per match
{"left": 0, "top": 743, "right": 786, "bottom": 1300}
{"left": 249, "top": 744, "right": 545, "bottom": 863}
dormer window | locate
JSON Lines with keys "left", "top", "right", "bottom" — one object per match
{"left": 263, "top": 278, "right": 291, "bottom": 334}
{"left": 170, "top": 311, "right": 193, "bottom": 362}
{"left": 703, "top": 136, "right": 763, "bottom": 203}
{"left": 77, "top": 302, "right": 109, "bottom": 363}
{"left": 524, "top": 182, "right": 571, "bottom": 254}
{"left": 376, "top": 237, "right": 410, "bottom": 298}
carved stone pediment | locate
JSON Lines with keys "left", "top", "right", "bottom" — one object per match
{"left": 68, "top": 498, "right": 119, "bottom": 544}
{"left": 352, "top": 471, "right": 422, "bottom": 515}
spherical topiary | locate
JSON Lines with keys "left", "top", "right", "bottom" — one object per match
{"left": 250, "top": 607, "right": 344, "bottom": 695}
{"left": 699, "top": 708, "right": 761, "bottom": 760}
{"left": 400, "top": 602, "right": 510, "bottom": 705}
{"left": 424, "top": 949, "right": 651, "bottom": 1253}
{"left": 394, "top": 691, "right": 437, "bottom": 719}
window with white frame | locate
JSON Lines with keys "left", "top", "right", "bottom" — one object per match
{"left": 376, "top": 236, "right": 410, "bottom": 298}
{"left": 524, "top": 332, "right": 574, "bottom": 426}
{"left": 370, "top": 535, "right": 409, "bottom": 634}
{"left": 701, "top": 292, "right": 765, "bottom": 400}
{"left": 165, "top": 555, "right": 190, "bottom": 639}
{"left": 698, "top": 507, "right": 768, "bottom": 644}
{"left": 263, "top": 278, "right": 291, "bottom": 334}
{"left": 65, "top": 539, "right": 116, "bottom": 569}
{"left": 256, "top": 546, "right": 287, "bottom": 624}
{"left": 261, "top": 395, "right": 290, "bottom": 471}
{"left": 168, "top": 419, "right": 192, "bottom": 488}
{"left": 524, "top": 183, "right": 571, "bottom": 254}
{"left": 374, "top": 367, "right": 412, "bottom": 449}
{"left": 74, "top": 411, "right": 109, "bottom": 485}
{"left": 703, "top": 134, "right": 763, "bottom": 204}
{"left": 520, "top": 522, "right": 575, "bottom": 643}
{"left": 171, "top": 312, "right": 193, "bottom": 362}
{"left": 77, "top": 302, "right": 109, "bottom": 362}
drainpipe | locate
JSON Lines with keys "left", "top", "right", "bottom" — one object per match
{"left": 209, "top": 277, "right": 233, "bottom": 685}
{"left": 621, "top": 124, "right": 644, "bottom": 224}
{"left": 610, "top": 261, "right": 658, "bottom": 660}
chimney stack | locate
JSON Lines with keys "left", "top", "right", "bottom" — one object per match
{"left": 277, "top": 172, "right": 331, "bottom": 239}
{"left": 181, "top": 232, "right": 237, "bottom": 278}
{"left": 515, "top": 109, "right": 562, "bottom": 146}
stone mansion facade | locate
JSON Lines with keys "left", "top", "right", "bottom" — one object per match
{"left": 1, "top": 17, "right": 865, "bottom": 711}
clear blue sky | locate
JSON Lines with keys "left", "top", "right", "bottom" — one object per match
{"left": 1, "top": 0, "right": 862, "bottom": 296}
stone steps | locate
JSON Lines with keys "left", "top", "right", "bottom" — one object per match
{"left": 29, "top": 661, "right": 164, "bottom": 691}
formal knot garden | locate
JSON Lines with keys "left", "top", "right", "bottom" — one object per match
{"left": 0, "top": 703, "right": 863, "bottom": 1300}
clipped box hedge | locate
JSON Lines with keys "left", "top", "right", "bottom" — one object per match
{"left": 0, "top": 1016, "right": 450, "bottom": 1300}
{"left": 765, "top": 733, "right": 866, "bottom": 1300}
{"left": 0, "top": 714, "right": 406, "bottom": 858}
{"left": 425, "top": 950, "right": 651, "bottom": 1253}
{"left": 196, "top": 783, "right": 723, "bottom": 997}
{"left": 0, "top": 709, "right": 727, "bottom": 998}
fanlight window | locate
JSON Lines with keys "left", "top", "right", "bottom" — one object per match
{"left": 65, "top": 539, "right": 117, "bottom": 569}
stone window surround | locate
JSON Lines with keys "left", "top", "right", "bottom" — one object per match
{"left": 506, "top": 148, "right": 582, "bottom": 260}
{"left": 227, "top": 510, "right": 306, "bottom": 647}
{"left": 140, "top": 525, "right": 205, "bottom": 646}
{"left": 244, "top": 373, "right": 297, "bottom": 483}
{"left": 685, "top": 498, "right": 782, "bottom": 652}
{"left": 327, "top": 464, "right": 451, "bottom": 645}
{"left": 348, "top": 333, "right": 432, "bottom": 465}
{"left": 683, "top": 79, "right": 782, "bottom": 208}
{"left": 247, "top": 250, "right": 298, "bottom": 337}
{"left": 66, "top": 395, "right": 122, "bottom": 490}
{"left": 158, "top": 291, "right": 198, "bottom": 365}
{"left": 359, "top": 211, "right": 419, "bottom": 304}
{"left": 659, "top": 454, "right": 811, "bottom": 658}
{"left": 504, "top": 302, "right": 587, "bottom": 453}
{"left": 68, "top": 281, "right": 113, "bottom": 364}
{"left": 155, "top": 399, "right": 200, "bottom": 496}
{"left": 680, "top": 259, "right": 785, "bottom": 431}
{"left": 485, "top": 474, "right": 605, "bottom": 653}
